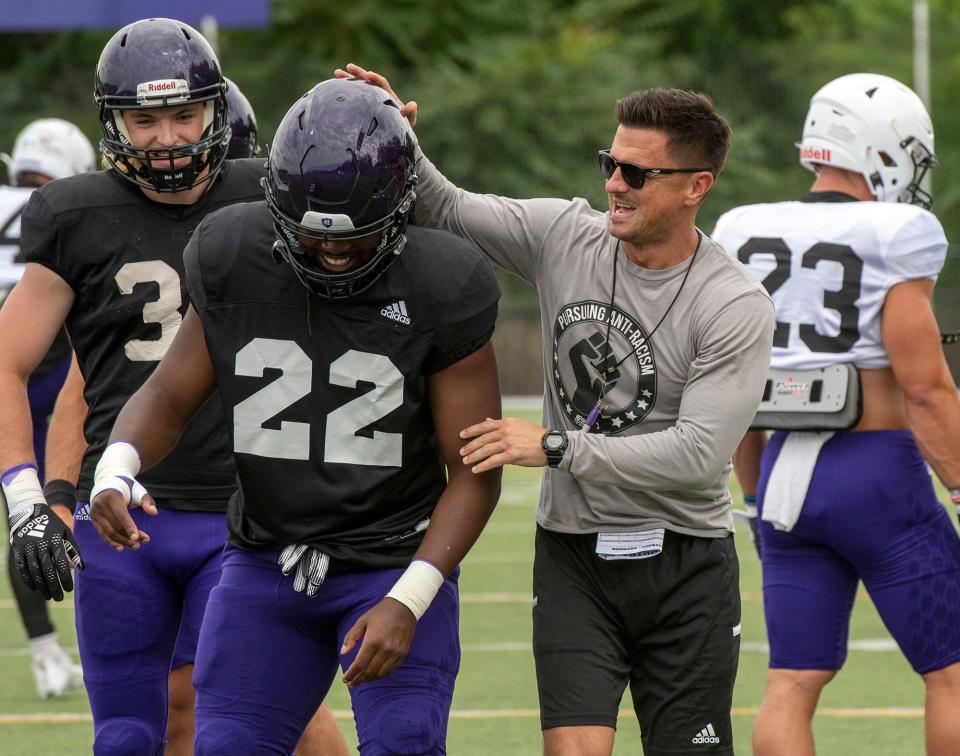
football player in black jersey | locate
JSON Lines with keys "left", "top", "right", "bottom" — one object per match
{"left": 0, "top": 18, "right": 346, "bottom": 756}
{"left": 90, "top": 78, "right": 502, "bottom": 754}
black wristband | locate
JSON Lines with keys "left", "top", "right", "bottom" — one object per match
{"left": 43, "top": 479, "right": 78, "bottom": 515}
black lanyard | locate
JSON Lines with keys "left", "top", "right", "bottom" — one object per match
{"left": 584, "top": 232, "right": 702, "bottom": 431}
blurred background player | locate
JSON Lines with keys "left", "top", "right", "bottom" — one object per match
{"left": 224, "top": 77, "right": 259, "bottom": 160}
{"left": 712, "top": 73, "right": 960, "bottom": 756}
{"left": 0, "top": 117, "right": 94, "bottom": 699}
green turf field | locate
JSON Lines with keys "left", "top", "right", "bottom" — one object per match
{"left": 0, "top": 409, "right": 934, "bottom": 754}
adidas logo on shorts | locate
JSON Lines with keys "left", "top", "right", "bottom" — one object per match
{"left": 381, "top": 300, "right": 411, "bottom": 325}
{"left": 692, "top": 723, "right": 720, "bottom": 745}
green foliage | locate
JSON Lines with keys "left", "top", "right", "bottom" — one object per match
{"left": 1, "top": 0, "right": 959, "bottom": 283}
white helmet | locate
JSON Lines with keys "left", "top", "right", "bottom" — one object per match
{"left": 5, "top": 118, "right": 96, "bottom": 184}
{"left": 798, "top": 73, "right": 936, "bottom": 207}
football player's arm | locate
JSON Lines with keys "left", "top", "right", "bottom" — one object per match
{"left": 883, "top": 279, "right": 960, "bottom": 494}
{"left": 0, "top": 263, "right": 83, "bottom": 600}
{"left": 732, "top": 431, "right": 764, "bottom": 498}
{"left": 732, "top": 431, "right": 765, "bottom": 557}
{"left": 90, "top": 306, "right": 217, "bottom": 550}
{"left": 340, "top": 341, "right": 502, "bottom": 688}
{"left": 417, "top": 341, "right": 502, "bottom": 572}
{"left": 0, "top": 265, "right": 73, "bottom": 473}
{"left": 42, "top": 353, "right": 87, "bottom": 527}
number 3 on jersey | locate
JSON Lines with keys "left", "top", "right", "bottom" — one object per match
{"left": 738, "top": 237, "right": 864, "bottom": 352}
{"left": 115, "top": 261, "right": 183, "bottom": 361}
{"left": 233, "top": 338, "right": 403, "bottom": 467}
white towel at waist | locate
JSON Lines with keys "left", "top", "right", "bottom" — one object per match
{"left": 762, "top": 431, "right": 834, "bottom": 532}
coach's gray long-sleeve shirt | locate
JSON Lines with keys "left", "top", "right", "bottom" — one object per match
{"left": 414, "top": 149, "right": 774, "bottom": 537}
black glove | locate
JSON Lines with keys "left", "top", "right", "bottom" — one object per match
{"left": 10, "top": 501, "right": 84, "bottom": 601}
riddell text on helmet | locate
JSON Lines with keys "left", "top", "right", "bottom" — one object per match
{"left": 799, "top": 146, "right": 831, "bottom": 162}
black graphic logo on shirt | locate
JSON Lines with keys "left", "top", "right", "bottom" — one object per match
{"left": 552, "top": 300, "right": 657, "bottom": 433}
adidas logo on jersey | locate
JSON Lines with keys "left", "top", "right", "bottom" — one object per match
{"left": 381, "top": 300, "right": 411, "bottom": 325}
{"left": 692, "top": 723, "right": 720, "bottom": 745}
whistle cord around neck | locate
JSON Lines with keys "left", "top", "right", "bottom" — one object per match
{"left": 584, "top": 232, "right": 702, "bottom": 431}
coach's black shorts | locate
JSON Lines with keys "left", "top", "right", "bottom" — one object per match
{"left": 532, "top": 525, "right": 740, "bottom": 755}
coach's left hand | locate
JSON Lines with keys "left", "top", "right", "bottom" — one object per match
{"left": 459, "top": 417, "right": 548, "bottom": 473}
{"left": 341, "top": 598, "right": 416, "bottom": 688}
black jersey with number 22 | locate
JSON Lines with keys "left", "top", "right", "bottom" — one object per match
{"left": 184, "top": 201, "right": 499, "bottom": 568}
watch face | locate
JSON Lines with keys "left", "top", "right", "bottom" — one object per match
{"left": 545, "top": 433, "right": 565, "bottom": 451}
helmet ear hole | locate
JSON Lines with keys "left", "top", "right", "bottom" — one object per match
{"left": 878, "top": 151, "right": 897, "bottom": 167}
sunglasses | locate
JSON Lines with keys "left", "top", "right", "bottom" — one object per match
{"left": 598, "top": 150, "right": 711, "bottom": 190}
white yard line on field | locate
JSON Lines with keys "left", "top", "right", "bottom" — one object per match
{"left": 0, "top": 638, "right": 900, "bottom": 657}
{"left": 0, "top": 706, "right": 925, "bottom": 725}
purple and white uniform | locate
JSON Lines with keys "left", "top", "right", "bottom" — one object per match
{"left": 713, "top": 193, "right": 960, "bottom": 672}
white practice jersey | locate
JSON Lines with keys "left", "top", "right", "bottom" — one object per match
{"left": 712, "top": 195, "right": 947, "bottom": 370}
{"left": 0, "top": 185, "right": 33, "bottom": 289}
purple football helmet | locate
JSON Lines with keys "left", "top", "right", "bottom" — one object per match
{"left": 94, "top": 17, "right": 230, "bottom": 193}
{"left": 264, "top": 78, "right": 417, "bottom": 299}
{"left": 224, "top": 78, "right": 259, "bottom": 159}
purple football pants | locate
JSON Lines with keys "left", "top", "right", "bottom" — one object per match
{"left": 73, "top": 507, "right": 227, "bottom": 755}
{"left": 758, "top": 430, "right": 960, "bottom": 674}
{"left": 193, "top": 544, "right": 460, "bottom": 755}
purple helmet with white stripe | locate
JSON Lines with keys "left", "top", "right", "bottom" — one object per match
{"left": 263, "top": 78, "right": 417, "bottom": 299}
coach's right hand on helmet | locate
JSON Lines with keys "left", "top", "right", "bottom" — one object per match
{"left": 334, "top": 63, "right": 418, "bottom": 127}
{"left": 3, "top": 463, "right": 84, "bottom": 601}
{"left": 90, "top": 442, "right": 156, "bottom": 551}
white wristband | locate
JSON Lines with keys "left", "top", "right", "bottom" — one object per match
{"left": 2, "top": 465, "right": 44, "bottom": 532}
{"left": 91, "top": 443, "right": 144, "bottom": 507}
{"left": 385, "top": 559, "right": 445, "bottom": 620}
{"left": 93, "top": 442, "right": 141, "bottom": 484}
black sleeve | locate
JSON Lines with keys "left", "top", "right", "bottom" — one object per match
{"left": 19, "top": 191, "right": 66, "bottom": 282}
{"left": 425, "top": 253, "right": 500, "bottom": 373}
{"left": 182, "top": 219, "right": 208, "bottom": 311}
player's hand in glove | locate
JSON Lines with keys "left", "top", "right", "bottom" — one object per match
{"left": 733, "top": 494, "right": 761, "bottom": 560}
{"left": 4, "top": 464, "right": 84, "bottom": 601}
{"left": 279, "top": 544, "right": 330, "bottom": 597}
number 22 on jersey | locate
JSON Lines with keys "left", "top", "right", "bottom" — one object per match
{"left": 233, "top": 338, "right": 404, "bottom": 467}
